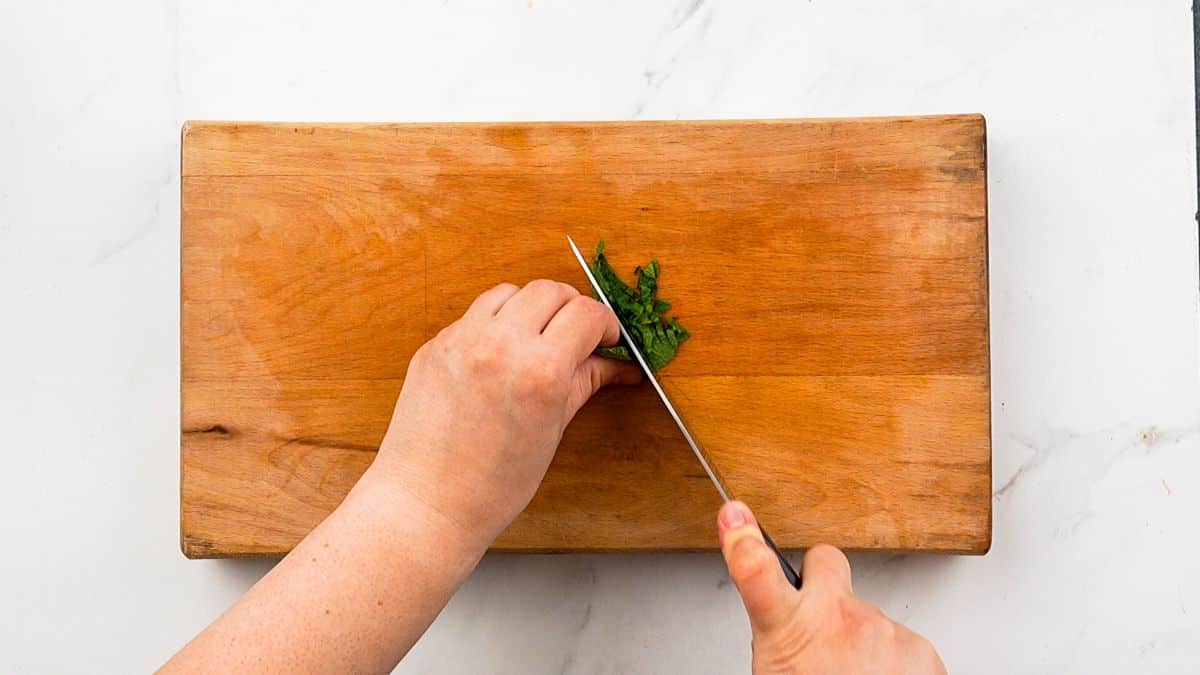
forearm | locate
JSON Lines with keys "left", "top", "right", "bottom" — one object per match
{"left": 164, "top": 280, "right": 634, "bottom": 672}
{"left": 163, "top": 460, "right": 487, "bottom": 673}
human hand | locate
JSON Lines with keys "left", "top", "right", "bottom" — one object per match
{"left": 718, "top": 501, "right": 946, "bottom": 674}
{"left": 164, "top": 281, "right": 639, "bottom": 674}
{"left": 370, "top": 280, "right": 641, "bottom": 548}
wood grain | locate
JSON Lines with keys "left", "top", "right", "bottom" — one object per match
{"left": 181, "top": 116, "right": 990, "bottom": 557}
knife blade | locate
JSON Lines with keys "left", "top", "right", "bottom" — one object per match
{"left": 567, "top": 235, "right": 801, "bottom": 589}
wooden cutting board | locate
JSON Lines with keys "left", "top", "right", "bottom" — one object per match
{"left": 181, "top": 116, "right": 990, "bottom": 557}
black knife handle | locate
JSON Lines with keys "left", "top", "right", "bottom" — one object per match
{"left": 759, "top": 527, "right": 802, "bottom": 589}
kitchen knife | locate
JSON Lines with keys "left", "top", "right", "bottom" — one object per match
{"left": 567, "top": 236, "right": 802, "bottom": 589}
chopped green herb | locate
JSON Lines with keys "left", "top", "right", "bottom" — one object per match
{"left": 590, "top": 241, "right": 690, "bottom": 371}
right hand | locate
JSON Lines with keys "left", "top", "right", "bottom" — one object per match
{"left": 718, "top": 501, "right": 946, "bottom": 674}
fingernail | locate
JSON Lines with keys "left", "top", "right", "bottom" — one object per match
{"left": 720, "top": 501, "right": 753, "bottom": 530}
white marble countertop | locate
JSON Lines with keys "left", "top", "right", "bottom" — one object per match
{"left": 2, "top": 1, "right": 1197, "bottom": 672}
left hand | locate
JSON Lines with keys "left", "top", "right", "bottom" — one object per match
{"left": 370, "top": 280, "right": 642, "bottom": 547}
{"left": 163, "top": 281, "right": 642, "bottom": 674}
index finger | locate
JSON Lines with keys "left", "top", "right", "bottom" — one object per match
{"left": 799, "top": 544, "right": 853, "bottom": 596}
{"left": 541, "top": 295, "right": 622, "bottom": 364}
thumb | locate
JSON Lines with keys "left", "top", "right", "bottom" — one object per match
{"left": 718, "top": 501, "right": 797, "bottom": 635}
{"left": 566, "top": 355, "right": 643, "bottom": 416}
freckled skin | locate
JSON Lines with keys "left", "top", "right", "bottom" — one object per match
{"left": 161, "top": 281, "right": 639, "bottom": 673}
{"left": 161, "top": 280, "right": 943, "bottom": 674}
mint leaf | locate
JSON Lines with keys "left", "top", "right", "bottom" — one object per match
{"left": 589, "top": 241, "right": 690, "bottom": 371}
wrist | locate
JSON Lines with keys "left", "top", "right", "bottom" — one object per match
{"left": 356, "top": 448, "right": 498, "bottom": 556}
